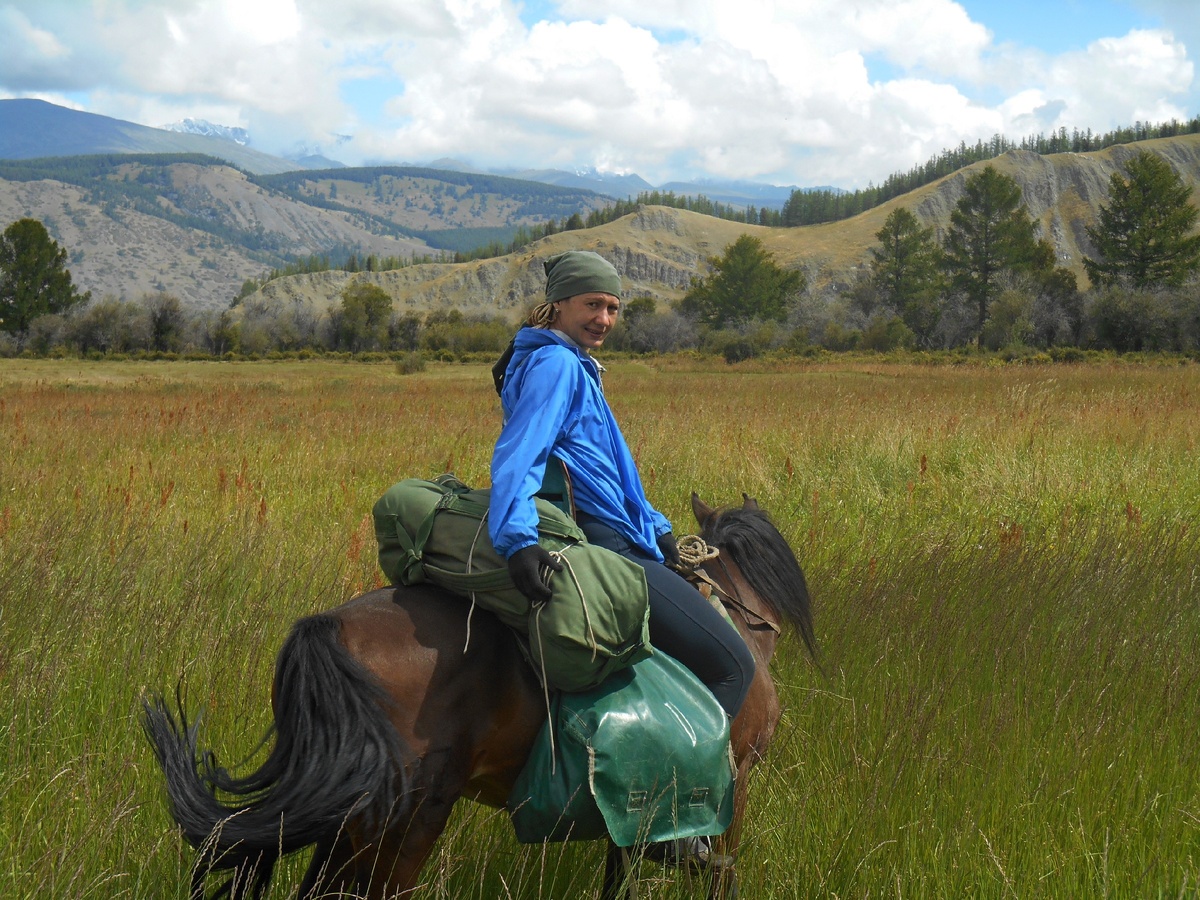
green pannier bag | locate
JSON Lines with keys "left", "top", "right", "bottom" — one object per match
{"left": 507, "top": 649, "right": 735, "bottom": 846}
{"left": 372, "top": 475, "right": 652, "bottom": 692}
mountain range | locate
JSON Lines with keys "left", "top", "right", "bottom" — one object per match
{"left": 4, "top": 98, "right": 1200, "bottom": 317}
{"left": 0, "top": 99, "right": 807, "bottom": 206}
{"left": 0, "top": 99, "right": 304, "bottom": 175}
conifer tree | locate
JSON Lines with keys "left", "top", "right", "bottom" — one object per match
{"left": 1084, "top": 151, "right": 1200, "bottom": 288}
{"left": 680, "top": 234, "right": 803, "bottom": 328}
{"left": 870, "top": 207, "right": 944, "bottom": 344}
{"left": 0, "top": 218, "right": 90, "bottom": 333}
{"left": 941, "top": 167, "right": 1043, "bottom": 342}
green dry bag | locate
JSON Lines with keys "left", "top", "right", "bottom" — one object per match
{"left": 508, "top": 649, "right": 735, "bottom": 846}
{"left": 372, "top": 475, "right": 652, "bottom": 692}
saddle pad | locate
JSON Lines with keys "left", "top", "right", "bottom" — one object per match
{"left": 507, "top": 649, "right": 735, "bottom": 846}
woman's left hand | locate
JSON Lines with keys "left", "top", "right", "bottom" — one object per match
{"left": 657, "top": 531, "right": 681, "bottom": 568}
{"left": 508, "top": 544, "right": 562, "bottom": 603}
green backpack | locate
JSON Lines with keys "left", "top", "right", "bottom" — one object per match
{"left": 372, "top": 475, "right": 652, "bottom": 692}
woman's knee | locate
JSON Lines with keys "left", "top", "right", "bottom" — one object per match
{"left": 720, "top": 640, "right": 756, "bottom": 716}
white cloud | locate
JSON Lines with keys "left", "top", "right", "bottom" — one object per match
{"left": 553, "top": 0, "right": 718, "bottom": 34}
{"left": 223, "top": 0, "right": 302, "bottom": 44}
{"left": 299, "top": 0, "right": 459, "bottom": 39}
{"left": 368, "top": 0, "right": 1001, "bottom": 182}
{"left": 0, "top": 7, "right": 68, "bottom": 59}
{"left": 1049, "top": 29, "right": 1193, "bottom": 125}
{"left": 0, "top": 6, "right": 89, "bottom": 89}
{"left": 0, "top": 0, "right": 1197, "bottom": 187}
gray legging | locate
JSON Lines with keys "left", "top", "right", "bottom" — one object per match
{"left": 576, "top": 511, "right": 756, "bottom": 718}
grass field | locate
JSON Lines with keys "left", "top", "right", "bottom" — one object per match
{"left": 2, "top": 356, "right": 1198, "bottom": 898}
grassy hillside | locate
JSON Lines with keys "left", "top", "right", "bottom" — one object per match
{"left": 246, "top": 133, "right": 1200, "bottom": 316}
{"left": 759, "top": 133, "right": 1200, "bottom": 287}
{"left": 247, "top": 204, "right": 760, "bottom": 319}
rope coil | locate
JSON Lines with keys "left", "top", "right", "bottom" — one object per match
{"left": 675, "top": 534, "right": 719, "bottom": 570}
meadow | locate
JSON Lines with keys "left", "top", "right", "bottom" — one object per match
{"left": 1, "top": 356, "right": 1198, "bottom": 899}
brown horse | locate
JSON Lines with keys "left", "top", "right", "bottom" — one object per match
{"left": 143, "top": 493, "right": 816, "bottom": 899}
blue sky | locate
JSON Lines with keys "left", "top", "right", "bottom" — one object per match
{"left": 2, "top": 1, "right": 1198, "bottom": 189}
{"left": 969, "top": 0, "right": 1147, "bottom": 51}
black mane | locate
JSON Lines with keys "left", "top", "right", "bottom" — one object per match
{"left": 704, "top": 505, "right": 816, "bottom": 658}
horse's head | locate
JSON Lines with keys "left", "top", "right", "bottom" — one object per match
{"left": 691, "top": 493, "right": 817, "bottom": 662}
{"left": 692, "top": 491, "right": 758, "bottom": 528}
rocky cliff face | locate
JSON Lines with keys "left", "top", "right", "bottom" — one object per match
{"left": 910, "top": 135, "right": 1200, "bottom": 273}
{"left": 0, "top": 163, "right": 433, "bottom": 311}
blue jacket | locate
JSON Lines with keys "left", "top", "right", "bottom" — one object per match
{"left": 489, "top": 327, "right": 671, "bottom": 561}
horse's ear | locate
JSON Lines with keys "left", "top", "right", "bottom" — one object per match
{"left": 691, "top": 492, "right": 716, "bottom": 528}
{"left": 741, "top": 493, "right": 760, "bottom": 511}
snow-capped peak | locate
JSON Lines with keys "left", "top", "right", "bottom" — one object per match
{"left": 161, "top": 118, "right": 249, "bottom": 146}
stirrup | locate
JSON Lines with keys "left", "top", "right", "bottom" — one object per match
{"left": 642, "top": 836, "right": 719, "bottom": 872}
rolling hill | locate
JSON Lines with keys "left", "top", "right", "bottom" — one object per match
{"left": 0, "top": 157, "right": 435, "bottom": 310}
{"left": 5, "top": 91, "right": 1200, "bottom": 318}
{"left": 244, "top": 133, "right": 1200, "bottom": 319}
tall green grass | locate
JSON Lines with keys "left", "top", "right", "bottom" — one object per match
{"left": 2, "top": 357, "right": 1197, "bottom": 898}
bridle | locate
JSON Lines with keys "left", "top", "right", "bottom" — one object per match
{"left": 677, "top": 536, "right": 781, "bottom": 635}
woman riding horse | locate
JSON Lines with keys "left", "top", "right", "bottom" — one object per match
{"left": 142, "top": 250, "right": 818, "bottom": 899}
{"left": 491, "top": 250, "right": 756, "bottom": 725}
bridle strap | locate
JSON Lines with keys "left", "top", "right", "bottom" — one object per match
{"left": 676, "top": 532, "right": 782, "bottom": 634}
{"left": 692, "top": 558, "right": 781, "bottom": 635}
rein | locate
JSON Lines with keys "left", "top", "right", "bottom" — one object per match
{"left": 675, "top": 535, "right": 782, "bottom": 635}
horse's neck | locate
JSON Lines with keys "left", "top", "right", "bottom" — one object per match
{"left": 737, "top": 618, "right": 780, "bottom": 667}
{"left": 693, "top": 561, "right": 780, "bottom": 663}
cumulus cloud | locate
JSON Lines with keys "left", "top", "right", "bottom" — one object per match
{"left": 0, "top": 0, "right": 1197, "bottom": 187}
{"left": 0, "top": 4, "right": 107, "bottom": 90}
{"left": 300, "top": 0, "right": 458, "bottom": 39}
{"left": 1050, "top": 30, "right": 1193, "bottom": 124}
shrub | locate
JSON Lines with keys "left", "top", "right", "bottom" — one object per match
{"left": 723, "top": 339, "right": 759, "bottom": 364}
{"left": 821, "top": 321, "right": 862, "bottom": 351}
{"left": 395, "top": 351, "right": 426, "bottom": 375}
{"left": 1049, "top": 346, "right": 1087, "bottom": 363}
{"left": 860, "top": 315, "right": 915, "bottom": 351}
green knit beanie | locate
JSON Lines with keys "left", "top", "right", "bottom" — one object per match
{"left": 543, "top": 250, "right": 622, "bottom": 302}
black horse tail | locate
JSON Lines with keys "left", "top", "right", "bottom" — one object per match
{"left": 142, "top": 613, "right": 407, "bottom": 899}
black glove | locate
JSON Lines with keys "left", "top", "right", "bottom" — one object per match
{"left": 507, "top": 545, "right": 562, "bottom": 604}
{"left": 657, "top": 531, "right": 681, "bottom": 568}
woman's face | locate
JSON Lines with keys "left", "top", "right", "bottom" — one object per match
{"left": 554, "top": 292, "right": 621, "bottom": 350}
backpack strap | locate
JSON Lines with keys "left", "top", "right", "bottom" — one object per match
{"left": 536, "top": 456, "right": 576, "bottom": 520}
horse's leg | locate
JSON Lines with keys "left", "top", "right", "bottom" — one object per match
{"left": 332, "top": 588, "right": 544, "bottom": 897}
{"left": 707, "top": 790, "right": 744, "bottom": 900}
{"left": 348, "top": 788, "right": 461, "bottom": 899}
{"left": 296, "top": 831, "right": 359, "bottom": 898}
{"left": 708, "top": 673, "right": 779, "bottom": 900}
{"left": 602, "top": 842, "right": 639, "bottom": 900}
{"left": 683, "top": 757, "right": 749, "bottom": 900}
